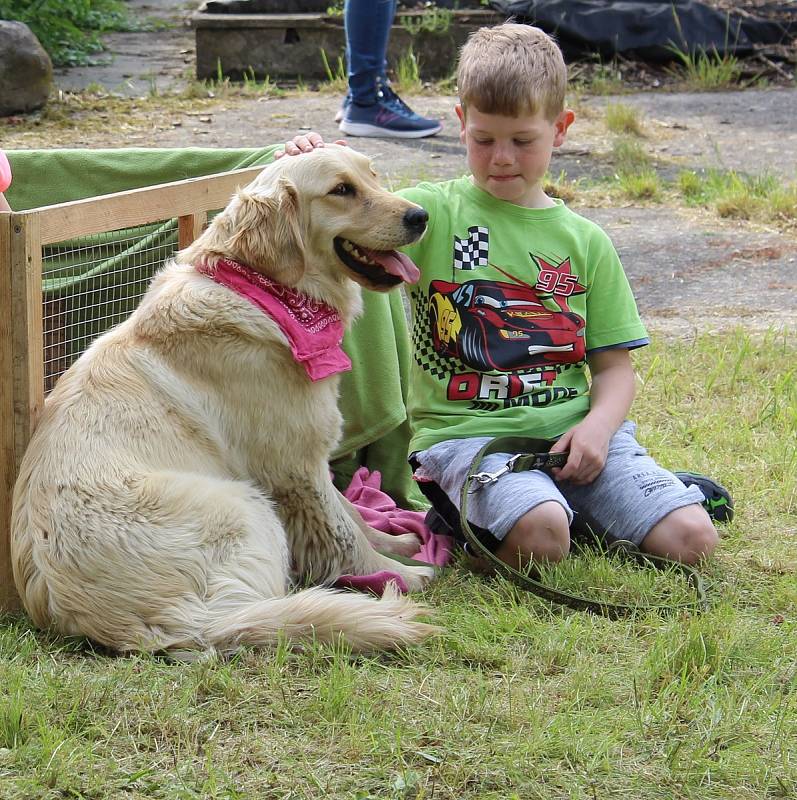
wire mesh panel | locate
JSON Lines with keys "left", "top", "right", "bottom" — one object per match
{"left": 41, "top": 219, "right": 180, "bottom": 392}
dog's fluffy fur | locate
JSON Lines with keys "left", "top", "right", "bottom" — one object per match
{"left": 11, "top": 145, "right": 437, "bottom": 657}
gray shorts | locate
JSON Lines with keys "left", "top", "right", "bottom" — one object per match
{"left": 411, "top": 421, "right": 705, "bottom": 548}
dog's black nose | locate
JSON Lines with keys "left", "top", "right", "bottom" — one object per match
{"left": 403, "top": 206, "right": 429, "bottom": 232}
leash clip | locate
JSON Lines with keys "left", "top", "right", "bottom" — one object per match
{"left": 469, "top": 453, "right": 522, "bottom": 492}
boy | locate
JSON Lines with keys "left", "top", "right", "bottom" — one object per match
{"left": 280, "top": 23, "right": 731, "bottom": 569}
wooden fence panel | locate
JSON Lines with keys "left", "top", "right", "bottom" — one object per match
{"left": 0, "top": 166, "right": 263, "bottom": 612}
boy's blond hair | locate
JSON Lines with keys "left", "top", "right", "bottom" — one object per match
{"left": 457, "top": 23, "right": 567, "bottom": 120}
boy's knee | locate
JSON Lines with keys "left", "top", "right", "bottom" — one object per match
{"left": 498, "top": 501, "right": 571, "bottom": 567}
{"left": 680, "top": 515, "right": 719, "bottom": 563}
{"left": 643, "top": 505, "right": 719, "bottom": 565}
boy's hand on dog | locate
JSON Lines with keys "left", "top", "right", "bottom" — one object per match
{"left": 274, "top": 132, "right": 347, "bottom": 159}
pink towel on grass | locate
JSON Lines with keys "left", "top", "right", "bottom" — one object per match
{"left": 0, "top": 150, "right": 11, "bottom": 193}
{"left": 336, "top": 467, "right": 454, "bottom": 594}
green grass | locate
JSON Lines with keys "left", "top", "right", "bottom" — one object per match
{"left": 677, "top": 169, "right": 797, "bottom": 225}
{"left": 617, "top": 169, "right": 663, "bottom": 201}
{"left": 666, "top": 8, "right": 746, "bottom": 91}
{"left": 395, "top": 46, "right": 423, "bottom": 94}
{"left": 609, "top": 137, "right": 663, "bottom": 201}
{"left": 605, "top": 102, "right": 645, "bottom": 137}
{"left": 666, "top": 45, "right": 744, "bottom": 91}
{"left": 177, "top": 62, "right": 284, "bottom": 102}
{"left": 1, "top": 331, "right": 795, "bottom": 798}
{"left": 0, "top": 0, "right": 133, "bottom": 67}
{"left": 543, "top": 170, "right": 580, "bottom": 203}
{"left": 319, "top": 48, "right": 348, "bottom": 93}
{"left": 612, "top": 137, "right": 653, "bottom": 174}
{"left": 564, "top": 116, "right": 797, "bottom": 228}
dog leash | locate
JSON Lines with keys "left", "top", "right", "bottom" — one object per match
{"left": 460, "top": 436, "right": 707, "bottom": 618}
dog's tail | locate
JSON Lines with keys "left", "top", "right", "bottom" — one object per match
{"left": 202, "top": 582, "right": 437, "bottom": 654}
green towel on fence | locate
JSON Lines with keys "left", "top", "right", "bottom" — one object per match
{"left": 6, "top": 148, "right": 426, "bottom": 509}
{"left": 6, "top": 147, "right": 282, "bottom": 208}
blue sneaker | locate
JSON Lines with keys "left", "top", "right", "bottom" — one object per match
{"left": 339, "top": 85, "right": 441, "bottom": 138}
{"left": 676, "top": 472, "right": 734, "bottom": 523}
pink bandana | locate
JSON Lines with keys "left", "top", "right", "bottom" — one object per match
{"left": 197, "top": 258, "right": 351, "bottom": 381}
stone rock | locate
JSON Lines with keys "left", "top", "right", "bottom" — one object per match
{"left": 0, "top": 20, "right": 52, "bottom": 117}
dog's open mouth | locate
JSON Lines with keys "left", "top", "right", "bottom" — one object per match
{"left": 334, "top": 237, "right": 421, "bottom": 287}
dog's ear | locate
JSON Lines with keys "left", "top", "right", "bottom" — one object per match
{"left": 227, "top": 177, "right": 305, "bottom": 284}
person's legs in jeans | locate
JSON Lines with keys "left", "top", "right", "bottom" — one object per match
{"left": 338, "top": 0, "right": 441, "bottom": 137}
{"left": 345, "top": 0, "right": 394, "bottom": 106}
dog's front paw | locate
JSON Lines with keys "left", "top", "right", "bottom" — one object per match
{"left": 399, "top": 563, "right": 436, "bottom": 592}
{"left": 382, "top": 532, "right": 423, "bottom": 558}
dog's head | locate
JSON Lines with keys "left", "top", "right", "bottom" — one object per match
{"left": 187, "top": 145, "right": 427, "bottom": 299}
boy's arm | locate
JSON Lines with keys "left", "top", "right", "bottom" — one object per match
{"left": 549, "top": 348, "right": 636, "bottom": 485}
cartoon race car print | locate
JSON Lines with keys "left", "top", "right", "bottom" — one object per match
{"left": 428, "top": 279, "right": 585, "bottom": 371}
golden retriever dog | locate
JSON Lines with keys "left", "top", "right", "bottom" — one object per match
{"left": 11, "top": 144, "right": 437, "bottom": 657}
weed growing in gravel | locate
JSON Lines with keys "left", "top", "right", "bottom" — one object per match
{"left": 617, "top": 169, "right": 663, "bottom": 201}
{"left": 320, "top": 49, "right": 348, "bottom": 94}
{"left": 677, "top": 169, "right": 704, "bottom": 200}
{"left": 240, "top": 67, "right": 280, "bottom": 95}
{"left": 667, "top": 9, "right": 745, "bottom": 90}
{"left": 396, "top": 46, "right": 423, "bottom": 94}
{"left": 543, "top": 169, "right": 579, "bottom": 203}
{"left": 666, "top": 45, "right": 743, "bottom": 90}
{"left": 677, "top": 169, "right": 797, "bottom": 225}
{"left": 769, "top": 184, "right": 797, "bottom": 225}
{"left": 605, "top": 102, "right": 645, "bottom": 136}
{"left": 612, "top": 137, "right": 653, "bottom": 174}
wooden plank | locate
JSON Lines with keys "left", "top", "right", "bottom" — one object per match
{"left": 0, "top": 212, "right": 44, "bottom": 612}
{"left": 32, "top": 166, "right": 264, "bottom": 245}
{"left": 0, "top": 212, "right": 20, "bottom": 611}
{"left": 11, "top": 213, "right": 44, "bottom": 470}
{"left": 178, "top": 212, "right": 208, "bottom": 250}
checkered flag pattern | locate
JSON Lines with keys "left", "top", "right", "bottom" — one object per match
{"left": 453, "top": 226, "right": 489, "bottom": 270}
{"left": 410, "top": 289, "right": 455, "bottom": 380}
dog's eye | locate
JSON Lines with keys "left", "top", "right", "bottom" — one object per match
{"left": 329, "top": 182, "right": 356, "bottom": 197}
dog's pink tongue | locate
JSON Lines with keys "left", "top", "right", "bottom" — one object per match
{"left": 367, "top": 248, "right": 421, "bottom": 284}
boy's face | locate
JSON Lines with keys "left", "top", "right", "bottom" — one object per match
{"left": 456, "top": 104, "right": 574, "bottom": 208}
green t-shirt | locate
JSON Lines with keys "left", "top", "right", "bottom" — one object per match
{"left": 399, "top": 177, "right": 649, "bottom": 454}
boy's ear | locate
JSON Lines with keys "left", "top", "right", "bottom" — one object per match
{"left": 553, "top": 109, "right": 575, "bottom": 147}
{"left": 455, "top": 104, "right": 466, "bottom": 144}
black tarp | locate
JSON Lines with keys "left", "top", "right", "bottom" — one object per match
{"left": 488, "top": 0, "right": 796, "bottom": 60}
